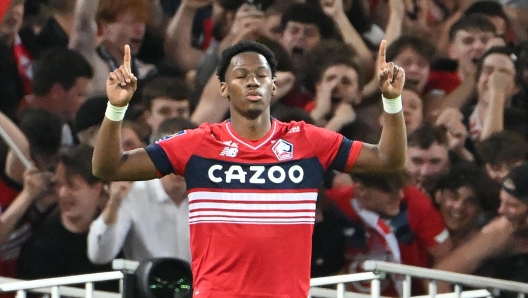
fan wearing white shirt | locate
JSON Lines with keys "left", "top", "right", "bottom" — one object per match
{"left": 87, "top": 117, "right": 197, "bottom": 264}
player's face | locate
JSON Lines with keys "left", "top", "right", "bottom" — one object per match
{"left": 221, "top": 52, "right": 277, "bottom": 119}
{"left": 437, "top": 186, "right": 481, "bottom": 234}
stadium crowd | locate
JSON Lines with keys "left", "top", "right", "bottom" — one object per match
{"left": 0, "top": 0, "right": 528, "bottom": 296}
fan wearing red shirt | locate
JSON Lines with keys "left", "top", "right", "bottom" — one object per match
{"left": 327, "top": 171, "right": 452, "bottom": 296}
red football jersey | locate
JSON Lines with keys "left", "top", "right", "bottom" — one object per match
{"left": 146, "top": 119, "right": 363, "bottom": 298}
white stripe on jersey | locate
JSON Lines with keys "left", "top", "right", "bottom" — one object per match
{"left": 191, "top": 211, "right": 316, "bottom": 217}
{"left": 188, "top": 191, "right": 317, "bottom": 224}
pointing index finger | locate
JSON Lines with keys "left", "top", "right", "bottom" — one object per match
{"left": 124, "top": 44, "right": 131, "bottom": 73}
{"left": 378, "top": 39, "right": 387, "bottom": 69}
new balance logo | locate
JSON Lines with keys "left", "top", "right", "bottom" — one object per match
{"left": 220, "top": 141, "right": 239, "bottom": 157}
{"left": 288, "top": 126, "right": 300, "bottom": 133}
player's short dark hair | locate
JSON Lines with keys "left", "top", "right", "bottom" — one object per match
{"left": 141, "top": 76, "right": 189, "bottom": 110}
{"left": 386, "top": 35, "right": 437, "bottom": 65}
{"left": 407, "top": 123, "right": 448, "bottom": 149}
{"left": 216, "top": 40, "right": 277, "bottom": 83}
{"left": 19, "top": 108, "right": 62, "bottom": 158}
{"left": 476, "top": 130, "right": 528, "bottom": 167}
{"left": 280, "top": 3, "right": 338, "bottom": 40}
{"left": 32, "top": 48, "right": 93, "bottom": 96}
{"left": 448, "top": 13, "right": 496, "bottom": 41}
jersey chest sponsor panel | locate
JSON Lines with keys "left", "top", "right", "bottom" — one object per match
{"left": 146, "top": 120, "right": 360, "bottom": 297}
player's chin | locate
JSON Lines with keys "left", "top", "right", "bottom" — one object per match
{"left": 244, "top": 107, "right": 266, "bottom": 119}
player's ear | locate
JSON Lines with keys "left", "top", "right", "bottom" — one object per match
{"left": 220, "top": 82, "right": 229, "bottom": 98}
{"left": 271, "top": 79, "right": 277, "bottom": 96}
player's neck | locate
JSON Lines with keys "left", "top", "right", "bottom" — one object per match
{"left": 230, "top": 114, "right": 272, "bottom": 141}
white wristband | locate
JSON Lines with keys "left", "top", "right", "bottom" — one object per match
{"left": 105, "top": 102, "right": 128, "bottom": 122}
{"left": 382, "top": 95, "right": 402, "bottom": 114}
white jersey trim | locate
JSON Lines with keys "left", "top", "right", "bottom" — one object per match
{"left": 188, "top": 191, "right": 317, "bottom": 224}
{"left": 225, "top": 120, "right": 277, "bottom": 150}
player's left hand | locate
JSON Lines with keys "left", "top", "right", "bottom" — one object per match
{"left": 378, "top": 40, "right": 405, "bottom": 99}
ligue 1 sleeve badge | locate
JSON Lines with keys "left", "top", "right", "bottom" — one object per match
{"left": 272, "top": 139, "right": 294, "bottom": 161}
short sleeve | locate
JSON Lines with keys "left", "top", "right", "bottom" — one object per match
{"left": 145, "top": 128, "right": 206, "bottom": 176}
{"left": 303, "top": 125, "right": 363, "bottom": 172}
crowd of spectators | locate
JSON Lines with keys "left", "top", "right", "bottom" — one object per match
{"left": 0, "top": 0, "right": 528, "bottom": 296}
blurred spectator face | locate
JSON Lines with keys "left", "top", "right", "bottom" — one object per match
{"left": 392, "top": 47, "right": 430, "bottom": 93}
{"left": 356, "top": 184, "right": 403, "bottom": 217}
{"left": 160, "top": 174, "right": 187, "bottom": 202}
{"left": 485, "top": 163, "right": 510, "bottom": 183}
{"left": 0, "top": 1, "right": 23, "bottom": 37}
{"left": 437, "top": 186, "right": 481, "bottom": 234}
{"left": 406, "top": 143, "right": 450, "bottom": 191}
{"left": 476, "top": 53, "right": 516, "bottom": 104}
{"left": 262, "top": 13, "right": 282, "bottom": 42}
{"left": 61, "top": 77, "right": 90, "bottom": 122}
{"left": 101, "top": 10, "right": 146, "bottom": 55}
{"left": 317, "top": 64, "right": 361, "bottom": 105}
{"left": 54, "top": 162, "right": 106, "bottom": 226}
{"left": 281, "top": 21, "right": 321, "bottom": 67}
{"left": 121, "top": 126, "right": 145, "bottom": 151}
{"left": 498, "top": 189, "right": 528, "bottom": 228}
{"left": 449, "top": 29, "right": 494, "bottom": 76}
{"left": 401, "top": 89, "right": 423, "bottom": 135}
{"left": 146, "top": 98, "right": 191, "bottom": 134}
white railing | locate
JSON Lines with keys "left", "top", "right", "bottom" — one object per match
{"left": 0, "top": 272, "right": 123, "bottom": 298}
{"left": 0, "top": 260, "right": 527, "bottom": 298}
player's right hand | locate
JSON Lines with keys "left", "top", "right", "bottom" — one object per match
{"left": 106, "top": 45, "right": 137, "bottom": 107}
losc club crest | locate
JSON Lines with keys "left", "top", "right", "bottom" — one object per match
{"left": 272, "top": 139, "right": 294, "bottom": 161}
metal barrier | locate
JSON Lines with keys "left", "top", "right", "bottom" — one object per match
{"left": 0, "top": 260, "right": 527, "bottom": 298}
{"left": 0, "top": 272, "right": 123, "bottom": 298}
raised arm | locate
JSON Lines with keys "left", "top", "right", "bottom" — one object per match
{"left": 0, "top": 111, "right": 30, "bottom": 184}
{"left": 88, "top": 181, "right": 133, "bottom": 264}
{"left": 352, "top": 40, "right": 407, "bottom": 173}
{"left": 93, "top": 45, "right": 157, "bottom": 181}
{"left": 68, "top": 0, "right": 98, "bottom": 65}
{"left": 320, "top": 0, "right": 374, "bottom": 78}
{"left": 164, "top": 0, "right": 210, "bottom": 73}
